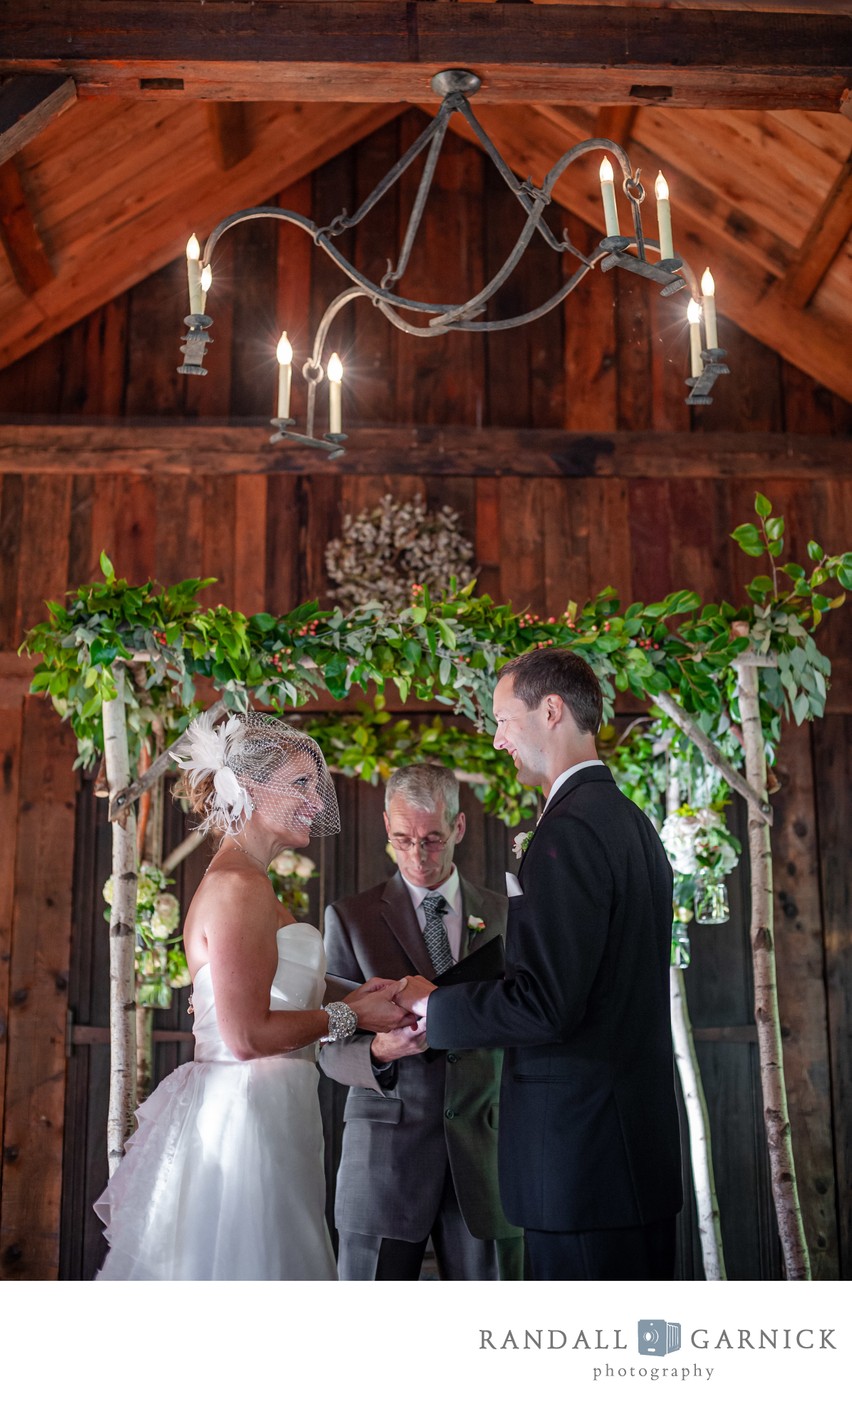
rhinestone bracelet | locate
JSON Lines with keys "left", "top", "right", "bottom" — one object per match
{"left": 321, "top": 1001, "right": 358, "bottom": 1043}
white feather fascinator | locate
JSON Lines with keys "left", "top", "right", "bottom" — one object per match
{"left": 171, "top": 712, "right": 254, "bottom": 836}
{"left": 171, "top": 710, "right": 340, "bottom": 839}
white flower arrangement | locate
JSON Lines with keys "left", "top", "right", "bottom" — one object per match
{"left": 103, "top": 862, "right": 188, "bottom": 1008}
{"left": 467, "top": 915, "right": 486, "bottom": 933}
{"left": 660, "top": 806, "right": 739, "bottom": 880}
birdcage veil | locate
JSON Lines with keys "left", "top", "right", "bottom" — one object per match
{"left": 171, "top": 710, "right": 340, "bottom": 839}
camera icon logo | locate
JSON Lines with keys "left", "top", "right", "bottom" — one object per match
{"left": 638, "top": 1320, "right": 681, "bottom": 1357}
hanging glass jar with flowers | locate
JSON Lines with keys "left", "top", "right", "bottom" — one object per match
{"left": 660, "top": 805, "right": 741, "bottom": 966}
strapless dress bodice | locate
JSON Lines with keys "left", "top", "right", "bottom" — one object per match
{"left": 192, "top": 923, "right": 327, "bottom": 1063}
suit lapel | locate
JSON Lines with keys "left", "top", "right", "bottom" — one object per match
{"left": 380, "top": 872, "right": 436, "bottom": 979}
{"left": 457, "top": 878, "right": 501, "bottom": 961}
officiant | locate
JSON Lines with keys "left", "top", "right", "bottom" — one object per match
{"left": 319, "top": 764, "right": 523, "bottom": 1280}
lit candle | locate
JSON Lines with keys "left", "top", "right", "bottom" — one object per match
{"left": 200, "top": 264, "right": 212, "bottom": 314}
{"left": 276, "top": 333, "right": 293, "bottom": 419}
{"left": 701, "top": 267, "right": 718, "bottom": 350}
{"left": 687, "top": 299, "right": 703, "bottom": 379}
{"left": 599, "top": 158, "right": 620, "bottom": 238}
{"left": 186, "top": 234, "right": 202, "bottom": 315}
{"left": 655, "top": 172, "right": 674, "bottom": 260}
{"left": 327, "top": 352, "right": 343, "bottom": 434}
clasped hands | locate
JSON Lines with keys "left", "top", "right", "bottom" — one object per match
{"left": 368, "top": 974, "right": 436, "bottom": 1062}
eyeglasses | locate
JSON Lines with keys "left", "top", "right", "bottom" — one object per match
{"left": 389, "top": 833, "right": 452, "bottom": 854}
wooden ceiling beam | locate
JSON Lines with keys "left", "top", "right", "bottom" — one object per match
{"left": 774, "top": 152, "right": 852, "bottom": 308}
{"left": 0, "top": 75, "right": 77, "bottom": 165}
{"left": 1, "top": 422, "right": 849, "bottom": 481}
{"left": 0, "top": 4, "right": 849, "bottom": 111}
{"left": 0, "top": 160, "right": 54, "bottom": 295}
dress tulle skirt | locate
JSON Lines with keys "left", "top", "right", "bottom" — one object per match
{"left": 94, "top": 1054, "right": 338, "bottom": 1281}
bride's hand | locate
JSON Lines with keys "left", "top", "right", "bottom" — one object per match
{"left": 347, "top": 978, "right": 416, "bottom": 1034}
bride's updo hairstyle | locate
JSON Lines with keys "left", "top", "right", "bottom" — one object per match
{"left": 171, "top": 710, "right": 340, "bottom": 839}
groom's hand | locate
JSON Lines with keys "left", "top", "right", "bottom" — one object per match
{"left": 396, "top": 974, "right": 436, "bottom": 1018}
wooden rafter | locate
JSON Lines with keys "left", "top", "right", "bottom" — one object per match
{"left": 0, "top": 4, "right": 849, "bottom": 110}
{"left": 593, "top": 106, "right": 638, "bottom": 148}
{"left": 0, "top": 100, "right": 403, "bottom": 374}
{"left": 432, "top": 101, "right": 852, "bottom": 402}
{"left": 0, "top": 75, "right": 76, "bottom": 166}
{"left": 773, "top": 153, "right": 852, "bottom": 308}
{"left": 206, "top": 104, "right": 252, "bottom": 172}
{"left": 0, "top": 160, "right": 53, "bottom": 295}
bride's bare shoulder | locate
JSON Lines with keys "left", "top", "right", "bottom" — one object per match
{"left": 185, "top": 856, "right": 277, "bottom": 934}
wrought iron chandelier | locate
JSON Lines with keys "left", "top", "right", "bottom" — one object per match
{"left": 178, "top": 70, "right": 728, "bottom": 458}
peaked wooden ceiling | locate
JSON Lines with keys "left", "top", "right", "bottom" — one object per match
{"left": 1, "top": 1, "right": 851, "bottom": 401}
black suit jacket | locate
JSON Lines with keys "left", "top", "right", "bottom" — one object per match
{"left": 427, "top": 764, "right": 683, "bottom": 1232}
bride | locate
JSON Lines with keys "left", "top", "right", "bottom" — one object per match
{"left": 95, "top": 711, "right": 411, "bottom": 1280}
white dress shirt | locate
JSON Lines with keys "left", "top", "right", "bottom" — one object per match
{"left": 400, "top": 865, "right": 464, "bottom": 963}
{"left": 542, "top": 758, "right": 601, "bottom": 814}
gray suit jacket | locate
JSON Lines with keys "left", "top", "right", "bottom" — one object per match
{"left": 320, "top": 871, "right": 519, "bottom": 1243}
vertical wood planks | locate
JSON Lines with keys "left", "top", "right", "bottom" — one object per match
{"left": 771, "top": 724, "right": 839, "bottom": 1277}
{"left": 352, "top": 121, "right": 400, "bottom": 428}
{"left": 498, "top": 476, "right": 546, "bottom": 615}
{"left": 393, "top": 118, "right": 485, "bottom": 428}
{"left": 561, "top": 212, "right": 617, "bottom": 431}
{"left": 14, "top": 475, "right": 72, "bottom": 646}
{"left": 0, "top": 704, "right": 23, "bottom": 1224}
{"left": 233, "top": 476, "right": 268, "bottom": 616}
{"left": 812, "top": 714, "right": 852, "bottom": 1277}
{"left": 0, "top": 475, "right": 23, "bottom": 651}
{"left": 627, "top": 479, "right": 672, "bottom": 604}
{"left": 0, "top": 700, "right": 77, "bottom": 1279}
{"left": 474, "top": 477, "right": 501, "bottom": 602}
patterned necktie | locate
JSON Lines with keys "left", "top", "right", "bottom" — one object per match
{"left": 421, "top": 891, "right": 453, "bottom": 976}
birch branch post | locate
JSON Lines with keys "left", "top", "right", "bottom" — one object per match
{"left": 735, "top": 655, "right": 811, "bottom": 1279}
{"left": 670, "top": 967, "right": 726, "bottom": 1280}
{"left": 664, "top": 771, "right": 726, "bottom": 1281}
{"left": 102, "top": 663, "right": 138, "bottom": 1176}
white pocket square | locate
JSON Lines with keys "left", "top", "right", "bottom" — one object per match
{"left": 505, "top": 871, "right": 524, "bottom": 898}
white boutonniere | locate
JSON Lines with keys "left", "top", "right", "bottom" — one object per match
{"left": 512, "top": 830, "right": 535, "bottom": 860}
{"left": 467, "top": 915, "right": 486, "bottom": 934}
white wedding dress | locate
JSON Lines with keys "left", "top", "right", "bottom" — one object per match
{"left": 94, "top": 924, "right": 338, "bottom": 1280}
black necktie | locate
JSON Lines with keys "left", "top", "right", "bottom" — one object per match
{"left": 421, "top": 892, "right": 453, "bottom": 976}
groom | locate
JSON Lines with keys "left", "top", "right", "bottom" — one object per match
{"left": 402, "top": 649, "right": 683, "bottom": 1280}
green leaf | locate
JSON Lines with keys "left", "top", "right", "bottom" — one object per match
{"left": 731, "top": 525, "right": 763, "bottom": 556}
{"left": 436, "top": 618, "right": 457, "bottom": 650}
{"left": 90, "top": 640, "right": 118, "bottom": 667}
{"left": 765, "top": 517, "right": 785, "bottom": 542}
{"left": 99, "top": 551, "right": 115, "bottom": 582}
{"left": 807, "top": 541, "right": 823, "bottom": 563}
{"left": 754, "top": 493, "right": 772, "bottom": 518}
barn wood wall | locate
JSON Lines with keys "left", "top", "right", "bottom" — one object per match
{"left": 0, "top": 117, "right": 849, "bottom": 1279}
